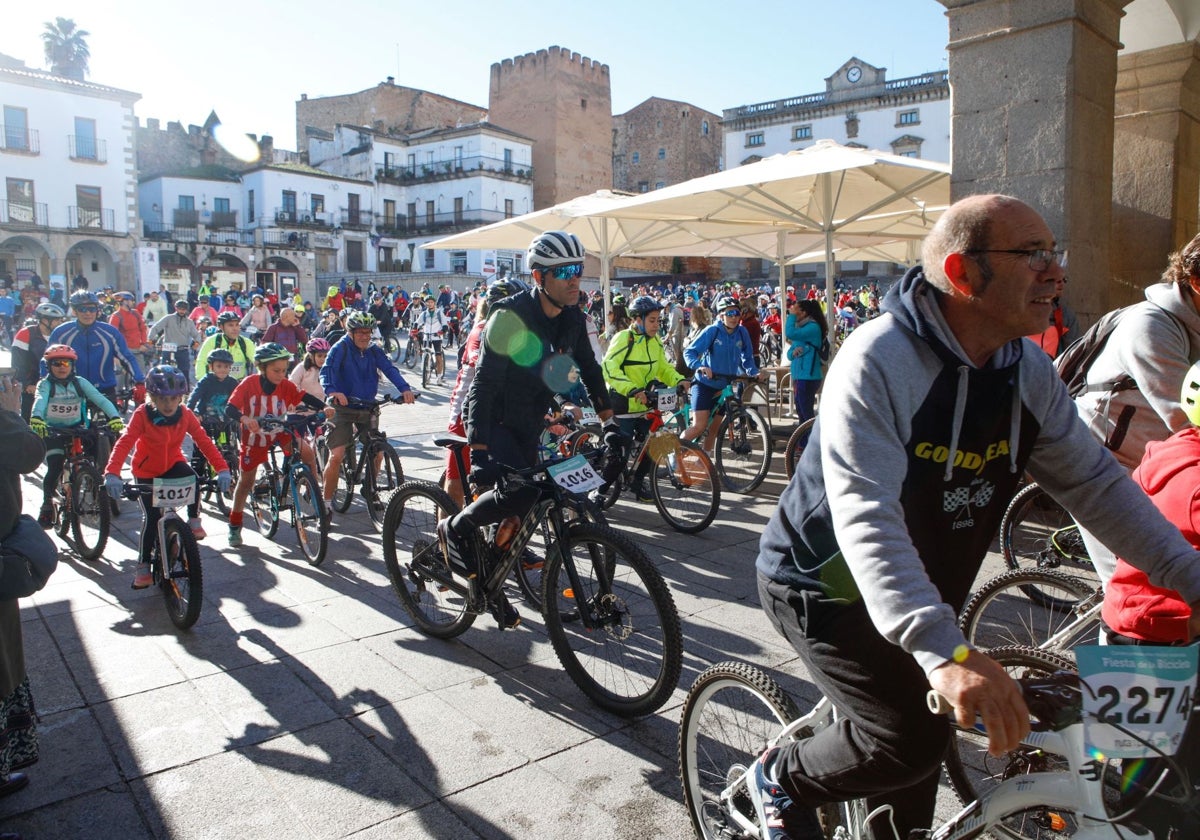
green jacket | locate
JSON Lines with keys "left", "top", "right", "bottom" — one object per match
{"left": 601, "top": 328, "right": 683, "bottom": 414}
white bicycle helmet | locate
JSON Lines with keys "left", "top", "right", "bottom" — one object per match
{"left": 527, "top": 231, "right": 585, "bottom": 271}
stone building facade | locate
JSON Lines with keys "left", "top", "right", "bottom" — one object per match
{"left": 612, "top": 97, "right": 723, "bottom": 193}
{"left": 489, "top": 47, "right": 613, "bottom": 209}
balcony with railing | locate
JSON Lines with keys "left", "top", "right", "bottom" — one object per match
{"left": 68, "top": 135, "right": 107, "bottom": 163}
{"left": 174, "top": 208, "right": 200, "bottom": 227}
{"left": 338, "top": 209, "right": 373, "bottom": 231}
{"left": 209, "top": 210, "right": 238, "bottom": 229}
{"left": 203, "top": 227, "right": 254, "bottom": 246}
{"left": 69, "top": 206, "right": 116, "bottom": 231}
{"left": 375, "top": 155, "right": 533, "bottom": 186}
{"left": 0, "top": 200, "right": 49, "bottom": 227}
{"left": 143, "top": 221, "right": 198, "bottom": 243}
{"left": 378, "top": 208, "right": 508, "bottom": 238}
{"left": 0, "top": 126, "right": 39, "bottom": 155}
{"left": 273, "top": 208, "right": 332, "bottom": 228}
{"left": 263, "top": 229, "right": 310, "bottom": 248}
{"left": 725, "top": 69, "right": 950, "bottom": 121}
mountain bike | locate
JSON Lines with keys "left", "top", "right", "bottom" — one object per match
{"left": 669, "top": 375, "right": 773, "bottom": 494}
{"left": 123, "top": 478, "right": 204, "bottom": 630}
{"left": 402, "top": 327, "right": 422, "bottom": 369}
{"left": 1001, "top": 481, "right": 1098, "bottom": 608}
{"left": 48, "top": 426, "right": 113, "bottom": 561}
{"left": 419, "top": 333, "right": 444, "bottom": 388}
{"left": 314, "top": 394, "right": 413, "bottom": 532}
{"left": 958, "top": 568, "right": 1103, "bottom": 654}
{"left": 250, "top": 415, "right": 329, "bottom": 566}
{"left": 374, "top": 327, "right": 401, "bottom": 362}
{"left": 196, "top": 418, "right": 240, "bottom": 515}
{"left": 381, "top": 437, "right": 683, "bottom": 717}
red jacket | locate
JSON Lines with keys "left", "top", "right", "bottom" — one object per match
{"left": 1102, "top": 427, "right": 1198, "bottom": 643}
{"left": 105, "top": 404, "right": 227, "bottom": 479}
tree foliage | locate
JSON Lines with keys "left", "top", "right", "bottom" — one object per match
{"left": 42, "top": 17, "right": 90, "bottom": 81}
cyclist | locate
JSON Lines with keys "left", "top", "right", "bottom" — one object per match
{"left": 47, "top": 291, "right": 145, "bottom": 405}
{"left": 30, "top": 344, "right": 124, "bottom": 529}
{"left": 104, "top": 365, "right": 230, "bottom": 587}
{"left": 680, "top": 293, "right": 762, "bottom": 452}
{"left": 187, "top": 348, "right": 238, "bottom": 425}
{"left": 414, "top": 295, "right": 450, "bottom": 383}
{"left": 367, "top": 293, "right": 394, "bottom": 348}
{"left": 601, "top": 295, "right": 684, "bottom": 503}
{"left": 440, "top": 230, "right": 619, "bottom": 630}
{"left": 289, "top": 337, "right": 329, "bottom": 402}
{"left": 11, "top": 303, "right": 65, "bottom": 422}
{"left": 751, "top": 194, "right": 1200, "bottom": 840}
{"left": 108, "top": 292, "right": 153, "bottom": 374}
{"left": 223, "top": 343, "right": 329, "bottom": 546}
{"left": 148, "top": 299, "right": 202, "bottom": 387}
{"left": 194, "top": 311, "right": 255, "bottom": 382}
{"left": 319, "top": 312, "right": 416, "bottom": 512}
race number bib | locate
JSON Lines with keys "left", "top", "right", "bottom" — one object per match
{"left": 579, "top": 407, "right": 599, "bottom": 426}
{"left": 161, "top": 342, "right": 178, "bottom": 353}
{"left": 230, "top": 362, "right": 247, "bottom": 379}
{"left": 656, "top": 391, "right": 678, "bottom": 413}
{"left": 47, "top": 402, "right": 82, "bottom": 422}
{"left": 151, "top": 476, "right": 197, "bottom": 508}
{"left": 1076, "top": 645, "right": 1197, "bottom": 758}
{"left": 546, "top": 454, "right": 604, "bottom": 494}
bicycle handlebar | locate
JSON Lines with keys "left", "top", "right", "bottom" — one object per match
{"left": 928, "top": 671, "right": 1082, "bottom": 731}
{"left": 344, "top": 392, "right": 421, "bottom": 411}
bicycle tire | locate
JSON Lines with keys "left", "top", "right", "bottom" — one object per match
{"left": 331, "top": 442, "right": 356, "bottom": 513}
{"left": 783, "top": 417, "right": 816, "bottom": 480}
{"left": 421, "top": 350, "right": 432, "bottom": 389}
{"left": 386, "top": 335, "right": 401, "bottom": 362}
{"left": 364, "top": 441, "right": 404, "bottom": 532}
{"left": 1001, "top": 483, "right": 1098, "bottom": 608}
{"left": 382, "top": 481, "right": 476, "bottom": 639}
{"left": 71, "top": 463, "right": 110, "bottom": 561}
{"left": 403, "top": 338, "right": 418, "bottom": 369}
{"left": 53, "top": 475, "right": 71, "bottom": 539}
{"left": 249, "top": 474, "right": 280, "bottom": 538}
{"left": 515, "top": 497, "right": 607, "bottom": 611}
{"left": 651, "top": 441, "right": 720, "bottom": 534}
{"left": 542, "top": 521, "right": 682, "bottom": 717}
{"left": 678, "top": 661, "right": 804, "bottom": 840}
{"left": 160, "top": 517, "right": 203, "bottom": 630}
{"left": 714, "top": 405, "right": 772, "bottom": 494}
{"left": 959, "top": 569, "right": 1100, "bottom": 654}
{"left": 290, "top": 466, "right": 328, "bottom": 566}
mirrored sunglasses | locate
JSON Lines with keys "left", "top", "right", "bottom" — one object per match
{"left": 723, "top": 310, "right": 742, "bottom": 317}
{"left": 49, "top": 360, "right": 73, "bottom": 368}
{"left": 547, "top": 264, "right": 583, "bottom": 280}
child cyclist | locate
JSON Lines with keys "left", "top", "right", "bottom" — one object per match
{"left": 187, "top": 347, "right": 239, "bottom": 477}
{"left": 30, "top": 344, "right": 125, "bottom": 528}
{"left": 224, "top": 342, "right": 329, "bottom": 546}
{"left": 103, "top": 365, "right": 230, "bottom": 588}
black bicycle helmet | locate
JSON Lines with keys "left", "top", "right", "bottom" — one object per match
{"left": 217, "top": 311, "right": 240, "bottom": 325}
{"left": 628, "top": 295, "right": 664, "bottom": 318}
{"left": 207, "top": 349, "right": 235, "bottom": 365}
{"left": 145, "top": 365, "right": 189, "bottom": 397}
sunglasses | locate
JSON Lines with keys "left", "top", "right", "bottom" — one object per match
{"left": 75, "top": 306, "right": 99, "bottom": 313}
{"left": 545, "top": 264, "right": 583, "bottom": 281}
{"left": 49, "top": 360, "right": 72, "bottom": 368}
{"left": 723, "top": 310, "right": 742, "bottom": 317}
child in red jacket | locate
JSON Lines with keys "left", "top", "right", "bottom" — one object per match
{"left": 104, "top": 365, "right": 229, "bottom": 589}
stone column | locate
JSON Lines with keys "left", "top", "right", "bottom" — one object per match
{"left": 1111, "top": 42, "right": 1200, "bottom": 307}
{"left": 939, "top": 0, "right": 1132, "bottom": 321}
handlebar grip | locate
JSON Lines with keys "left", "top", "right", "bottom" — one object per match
{"left": 927, "top": 691, "right": 954, "bottom": 715}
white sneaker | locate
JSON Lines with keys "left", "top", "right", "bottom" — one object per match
{"left": 188, "top": 517, "right": 207, "bottom": 539}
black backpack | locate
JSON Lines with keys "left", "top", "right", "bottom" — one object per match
{"left": 1053, "top": 302, "right": 1185, "bottom": 399}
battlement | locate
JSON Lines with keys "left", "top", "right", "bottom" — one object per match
{"left": 491, "top": 45, "right": 609, "bottom": 79}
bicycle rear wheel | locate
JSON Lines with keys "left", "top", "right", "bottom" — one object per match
{"left": 364, "top": 441, "right": 404, "bottom": 532}
{"left": 542, "top": 521, "right": 682, "bottom": 717}
{"left": 714, "top": 405, "right": 772, "bottom": 494}
{"left": 71, "top": 464, "right": 110, "bottom": 561}
{"left": 291, "top": 467, "right": 328, "bottom": 566}
{"left": 959, "top": 569, "right": 1100, "bottom": 653}
{"left": 421, "top": 350, "right": 432, "bottom": 389}
{"left": 331, "top": 443, "right": 356, "bottom": 513}
{"left": 1001, "top": 483, "right": 1098, "bottom": 608}
{"left": 382, "top": 481, "right": 476, "bottom": 639}
{"left": 783, "top": 417, "right": 816, "bottom": 480}
{"left": 160, "top": 518, "right": 203, "bottom": 630}
{"left": 679, "top": 661, "right": 802, "bottom": 840}
{"left": 651, "top": 442, "right": 720, "bottom": 534}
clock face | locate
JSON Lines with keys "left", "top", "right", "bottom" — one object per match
{"left": 847, "top": 66, "right": 862, "bottom": 83}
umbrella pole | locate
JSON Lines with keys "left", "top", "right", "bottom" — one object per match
{"left": 777, "top": 229, "right": 787, "bottom": 313}
{"left": 601, "top": 218, "right": 611, "bottom": 329}
{"left": 822, "top": 174, "right": 837, "bottom": 333}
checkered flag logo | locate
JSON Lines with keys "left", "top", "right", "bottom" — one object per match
{"left": 944, "top": 486, "right": 970, "bottom": 512}
{"left": 971, "top": 482, "right": 995, "bottom": 508}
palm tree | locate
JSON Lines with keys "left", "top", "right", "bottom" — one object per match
{"left": 42, "top": 17, "right": 90, "bottom": 81}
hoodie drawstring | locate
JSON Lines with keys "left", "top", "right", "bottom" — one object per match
{"left": 1008, "top": 367, "right": 1021, "bottom": 474}
{"left": 944, "top": 365, "right": 970, "bottom": 482}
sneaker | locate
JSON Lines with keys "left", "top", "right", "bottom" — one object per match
{"left": 631, "top": 480, "right": 654, "bottom": 504}
{"left": 747, "top": 748, "right": 824, "bottom": 840}
{"left": 437, "top": 517, "right": 475, "bottom": 579}
{"left": 131, "top": 564, "right": 153, "bottom": 590}
{"left": 188, "top": 517, "right": 207, "bottom": 539}
{"left": 488, "top": 592, "right": 521, "bottom": 630}
{"left": 37, "top": 504, "right": 54, "bottom": 529}
{"left": 228, "top": 525, "right": 243, "bottom": 547}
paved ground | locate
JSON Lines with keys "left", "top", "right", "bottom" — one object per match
{"left": 0, "top": 358, "right": 1007, "bottom": 839}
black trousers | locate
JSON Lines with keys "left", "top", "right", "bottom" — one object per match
{"left": 757, "top": 574, "right": 948, "bottom": 840}
{"left": 450, "top": 425, "right": 538, "bottom": 535}
{"left": 136, "top": 462, "right": 199, "bottom": 564}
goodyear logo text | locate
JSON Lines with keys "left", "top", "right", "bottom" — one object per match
{"left": 914, "top": 440, "right": 1009, "bottom": 476}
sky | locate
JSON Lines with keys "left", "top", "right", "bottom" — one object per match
{"left": 4, "top": 0, "right": 950, "bottom": 151}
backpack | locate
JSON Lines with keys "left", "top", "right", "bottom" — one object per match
{"left": 815, "top": 335, "right": 831, "bottom": 363}
{"left": 1053, "top": 303, "right": 1186, "bottom": 399}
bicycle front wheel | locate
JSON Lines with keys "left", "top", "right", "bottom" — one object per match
{"left": 679, "top": 661, "right": 801, "bottom": 840}
{"left": 364, "top": 441, "right": 404, "bottom": 532}
{"left": 783, "top": 417, "right": 816, "bottom": 480}
{"left": 651, "top": 442, "right": 720, "bottom": 534}
{"left": 249, "top": 475, "right": 280, "bottom": 538}
{"left": 382, "top": 481, "right": 476, "bottom": 639}
{"left": 160, "top": 518, "right": 203, "bottom": 630}
{"left": 1001, "top": 483, "right": 1098, "bottom": 606}
{"left": 331, "top": 443, "right": 356, "bottom": 513}
{"left": 71, "top": 464, "right": 110, "bottom": 561}
{"left": 421, "top": 351, "right": 432, "bottom": 389}
{"left": 714, "top": 406, "right": 772, "bottom": 494}
{"left": 542, "top": 521, "right": 682, "bottom": 717}
{"left": 386, "top": 335, "right": 401, "bottom": 362}
{"left": 959, "top": 569, "right": 1100, "bottom": 653}
{"left": 291, "top": 467, "right": 328, "bottom": 566}
{"left": 403, "top": 338, "right": 418, "bottom": 369}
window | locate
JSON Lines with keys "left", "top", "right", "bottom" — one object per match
{"left": 347, "top": 193, "right": 360, "bottom": 226}
{"left": 631, "top": 152, "right": 640, "bottom": 165}
{"left": 72, "top": 117, "right": 99, "bottom": 160}
{"left": 311, "top": 194, "right": 324, "bottom": 215}
{"left": 424, "top": 248, "right": 435, "bottom": 270}
{"left": 638, "top": 181, "right": 649, "bottom": 193}
{"left": 747, "top": 133, "right": 764, "bottom": 147}
{"left": 76, "top": 185, "right": 101, "bottom": 228}
{"left": 383, "top": 151, "right": 395, "bottom": 173}
{"left": 503, "top": 148, "right": 513, "bottom": 171}
{"left": 426, "top": 151, "right": 434, "bottom": 166}
{"left": 504, "top": 198, "right": 514, "bottom": 218}
{"left": 657, "top": 148, "right": 666, "bottom": 160}
{"left": 899, "top": 151, "right": 918, "bottom": 158}
{"left": 581, "top": 98, "right": 587, "bottom": 110}
{"left": 5, "top": 178, "right": 34, "bottom": 223}
{"left": 178, "top": 195, "right": 195, "bottom": 210}
{"left": 383, "top": 199, "right": 396, "bottom": 226}
{"left": 454, "top": 146, "right": 463, "bottom": 170}
{"left": 453, "top": 197, "right": 463, "bottom": 224}
{"left": 425, "top": 200, "right": 435, "bottom": 226}
{"left": 451, "top": 251, "right": 467, "bottom": 274}
{"left": 2, "top": 106, "right": 28, "bottom": 151}
{"left": 793, "top": 125, "right": 813, "bottom": 141}
{"left": 346, "top": 240, "right": 364, "bottom": 271}
{"left": 407, "top": 202, "right": 417, "bottom": 229}
{"left": 655, "top": 181, "right": 665, "bottom": 190}
{"left": 248, "top": 190, "right": 255, "bottom": 222}
{"left": 898, "top": 110, "right": 920, "bottom": 126}
{"left": 406, "top": 153, "right": 416, "bottom": 176}
{"left": 702, "top": 120, "right": 709, "bottom": 136}
{"left": 282, "top": 191, "right": 296, "bottom": 215}
{"left": 213, "top": 197, "right": 230, "bottom": 214}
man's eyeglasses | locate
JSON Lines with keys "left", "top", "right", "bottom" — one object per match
{"left": 74, "top": 306, "right": 99, "bottom": 313}
{"left": 723, "top": 309, "right": 742, "bottom": 318}
{"left": 49, "top": 360, "right": 72, "bottom": 368}
{"left": 964, "top": 248, "right": 1065, "bottom": 272}
{"left": 545, "top": 264, "right": 583, "bottom": 281}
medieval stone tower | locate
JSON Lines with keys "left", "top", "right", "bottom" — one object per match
{"left": 489, "top": 46, "right": 612, "bottom": 210}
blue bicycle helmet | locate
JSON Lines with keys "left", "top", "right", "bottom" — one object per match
{"left": 145, "top": 365, "right": 189, "bottom": 397}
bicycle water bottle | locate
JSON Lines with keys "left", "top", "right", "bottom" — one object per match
{"left": 495, "top": 515, "right": 520, "bottom": 550}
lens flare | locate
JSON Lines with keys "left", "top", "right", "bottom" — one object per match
{"left": 211, "top": 122, "right": 261, "bottom": 164}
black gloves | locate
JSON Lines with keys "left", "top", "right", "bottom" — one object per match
{"left": 469, "top": 449, "right": 505, "bottom": 488}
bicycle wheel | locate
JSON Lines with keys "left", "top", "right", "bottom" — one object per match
{"left": 542, "top": 521, "right": 682, "bottom": 717}
{"left": 515, "top": 497, "right": 606, "bottom": 611}
{"left": 160, "top": 518, "right": 203, "bottom": 630}
{"left": 421, "top": 350, "right": 432, "bottom": 389}
{"left": 714, "top": 405, "right": 772, "bottom": 494}
{"left": 364, "top": 441, "right": 404, "bottom": 532}
{"left": 679, "top": 661, "right": 802, "bottom": 840}
{"left": 386, "top": 335, "right": 401, "bottom": 362}
{"left": 1001, "top": 483, "right": 1098, "bottom": 607}
{"left": 71, "top": 464, "right": 110, "bottom": 561}
{"left": 382, "top": 481, "right": 476, "bottom": 639}
{"left": 783, "top": 417, "right": 816, "bottom": 480}
{"left": 651, "top": 442, "right": 720, "bottom": 534}
{"left": 331, "top": 443, "right": 356, "bottom": 513}
{"left": 403, "top": 338, "right": 418, "bottom": 369}
{"left": 959, "top": 569, "right": 1100, "bottom": 653}
{"left": 249, "top": 474, "right": 280, "bottom": 538}
{"left": 291, "top": 467, "right": 328, "bottom": 566}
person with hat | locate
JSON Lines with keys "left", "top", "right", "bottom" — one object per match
{"left": 189, "top": 296, "right": 218, "bottom": 327}
{"left": 148, "top": 299, "right": 203, "bottom": 387}
{"left": 142, "top": 289, "right": 168, "bottom": 325}
{"left": 217, "top": 293, "right": 242, "bottom": 319}
{"left": 194, "top": 312, "right": 255, "bottom": 382}
{"left": 48, "top": 292, "right": 145, "bottom": 405}
{"left": 11, "top": 303, "right": 65, "bottom": 422}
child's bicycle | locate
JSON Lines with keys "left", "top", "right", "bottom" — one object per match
{"left": 196, "top": 418, "right": 240, "bottom": 515}
{"left": 250, "top": 415, "right": 329, "bottom": 566}
{"left": 48, "top": 426, "right": 114, "bottom": 561}
{"left": 122, "top": 478, "right": 204, "bottom": 630}
{"left": 381, "top": 436, "right": 683, "bottom": 717}
{"left": 670, "top": 375, "right": 773, "bottom": 494}
{"left": 679, "top": 645, "right": 1197, "bottom": 839}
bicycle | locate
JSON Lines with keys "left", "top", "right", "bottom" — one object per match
{"left": 1001, "top": 482, "right": 1099, "bottom": 608}
{"left": 47, "top": 426, "right": 113, "bottom": 561}
{"left": 670, "top": 375, "right": 773, "bottom": 494}
{"left": 374, "top": 328, "right": 401, "bottom": 362}
{"left": 419, "top": 333, "right": 444, "bottom": 388}
{"left": 402, "top": 327, "right": 422, "bottom": 369}
{"left": 196, "top": 418, "right": 240, "bottom": 515}
{"left": 589, "top": 382, "right": 721, "bottom": 534}
{"left": 249, "top": 415, "right": 329, "bottom": 566}
{"left": 680, "top": 645, "right": 1194, "bottom": 840}
{"left": 783, "top": 416, "right": 816, "bottom": 480}
{"left": 314, "top": 394, "right": 412, "bottom": 532}
{"left": 381, "top": 438, "right": 683, "bottom": 717}
{"left": 122, "top": 478, "right": 204, "bottom": 630}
